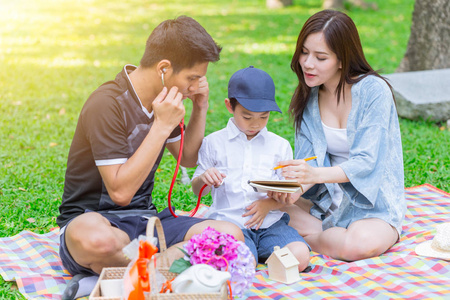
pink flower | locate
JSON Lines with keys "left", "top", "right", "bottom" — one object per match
{"left": 182, "top": 227, "right": 254, "bottom": 297}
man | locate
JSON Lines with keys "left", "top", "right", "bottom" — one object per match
{"left": 57, "top": 16, "right": 243, "bottom": 299}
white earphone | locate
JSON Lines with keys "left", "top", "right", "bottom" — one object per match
{"left": 161, "top": 68, "right": 166, "bottom": 86}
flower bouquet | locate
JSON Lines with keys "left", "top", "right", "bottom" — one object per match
{"left": 169, "top": 227, "right": 255, "bottom": 298}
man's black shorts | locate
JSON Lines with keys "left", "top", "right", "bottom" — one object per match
{"left": 59, "top": 208, "right": 207, "bottom": 275}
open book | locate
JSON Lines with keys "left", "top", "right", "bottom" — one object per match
{"left": 248, "top": 180, "right": 303, "bottom": 194}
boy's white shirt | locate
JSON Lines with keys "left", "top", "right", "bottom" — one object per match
{"left": 193, "top": 118, "right": 293, "bottom": 229}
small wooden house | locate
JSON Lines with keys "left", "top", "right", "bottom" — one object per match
{"left": 265, "top": 246, "right": 300, "bottom": 284}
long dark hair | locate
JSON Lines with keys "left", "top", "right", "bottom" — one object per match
{"left": 289, "top": 10, "right": 391, "bottom": 132}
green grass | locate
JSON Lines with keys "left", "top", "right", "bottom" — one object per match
{"left": 1, "top": 0, "right": 449, "bottom": 297}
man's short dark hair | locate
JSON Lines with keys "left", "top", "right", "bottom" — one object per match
{"left": 140, "top": 16, "right": 222, "bottom": 73}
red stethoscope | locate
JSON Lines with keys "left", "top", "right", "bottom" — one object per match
{"left": 167, "top": 120, "right": 208, "bottom": 218}
{"left": 160, "top": 70, "right": 207, "bottom": 218}
{"left": 165, "top": 120, "right": 233, "bottom": 298}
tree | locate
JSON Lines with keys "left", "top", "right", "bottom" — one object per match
{"left": 266, "top": 0, "right": 293, "bottom": 9}
{"left": 322, "top": 0, "right": 343, "bottom": 9}
{"left": 397, "top": 0, "right": 450, "bottom": 72}
{"left": 266, "top": 0, "right": 377, "bottom": 10}
{"left": 322, "top": 0, "right": 377, "bottom": 10}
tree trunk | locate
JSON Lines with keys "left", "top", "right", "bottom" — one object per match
{"left": 397, "top": 0, "right": 450, "bottom": 72}
{"left": 266, "top": 0, "right": 293, "bottom": 9}
{"left": 323, "top": 0, "right": 344, "bottom": 9}
{"left": 322, "top": 0, "right": 377, "bottom": 10}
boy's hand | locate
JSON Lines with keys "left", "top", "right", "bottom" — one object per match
{"left": 243, "top": 198, "right": 276, "bottom": 230}
{"left": 188, "top": 76, "right": 209, "bottom": 110}
{"left": 199, "top": 167, "right": 226, "bottom": 188}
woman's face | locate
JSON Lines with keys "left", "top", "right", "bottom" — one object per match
{"left": 298, "top": 32, "right": 342, "bottom": 89}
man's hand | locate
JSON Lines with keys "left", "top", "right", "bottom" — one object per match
{"left": 188, "top": 76, "right": 209, "bottom": 110}
{"left": 152, "top": 86, "right": 185, "bottom": 133}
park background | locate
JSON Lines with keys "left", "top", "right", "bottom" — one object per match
{"left": 0, "top": 0, "right": 449, "bottom": 297}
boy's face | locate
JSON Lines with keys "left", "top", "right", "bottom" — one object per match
{"left": 225, "top": 99, "right": 270, "bottom": 140}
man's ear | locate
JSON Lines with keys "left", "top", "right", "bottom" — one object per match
{"left": 224, "top": 98, "right": 234, "bottom": 114}
{"left": 156, "top": 60, "right": 172, "bottom": 77}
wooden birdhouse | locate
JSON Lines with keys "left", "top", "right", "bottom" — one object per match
{"left": 265, "top": 246, "right": 300, "bottom": 284}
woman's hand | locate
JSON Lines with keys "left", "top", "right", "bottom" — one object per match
{"left": 277, "top": 159, "right": 318, "bottom": 185}
{"left": 276, "top": 159, "right": 349, "bottom": 187}
{"left": 267, "top": 191, "right": 299, "bottom": 205}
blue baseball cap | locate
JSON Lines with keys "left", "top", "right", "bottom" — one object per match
{"left": 228, "top": 66, "right": 281, "bottom": 113}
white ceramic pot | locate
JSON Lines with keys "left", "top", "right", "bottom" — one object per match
{"left": 171, "top": 264, "right": 231, "bottom": 294}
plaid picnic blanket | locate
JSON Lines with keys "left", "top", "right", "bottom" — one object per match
{"left": 1, "top": 184, "right": 449, "bottom": 299}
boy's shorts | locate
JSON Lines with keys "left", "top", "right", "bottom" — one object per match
{"left": 242, "top": 213, "right": 310, "bottom": 263}
{"left": 59, "top": 208, "right": 207, "bottom": 276}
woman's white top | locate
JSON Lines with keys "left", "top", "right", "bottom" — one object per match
{"left": 321, "top": 121, "right": 349, "bottom": 212}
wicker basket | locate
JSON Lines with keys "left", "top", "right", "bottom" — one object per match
{"left": 89, "top": 216, "right": 228, "bottom": 300}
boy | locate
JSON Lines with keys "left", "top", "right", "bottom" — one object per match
{"left": 191, "top": 66, "right": 310, "bottom": 271}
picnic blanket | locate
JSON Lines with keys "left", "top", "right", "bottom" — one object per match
{"left": 0, "top": 184, "right": 449, "bottom": 299}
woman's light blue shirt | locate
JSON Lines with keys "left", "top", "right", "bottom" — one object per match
{"left": 295, "top": 75, "right": 406, "bottom": 235}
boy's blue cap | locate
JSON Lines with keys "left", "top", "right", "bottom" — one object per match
{"left": 228, "top": 66, "right": 281, "bottom": 113}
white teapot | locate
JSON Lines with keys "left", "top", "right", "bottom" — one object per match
{"left": 171, "top": 264, "right": 231, "bottom": 294}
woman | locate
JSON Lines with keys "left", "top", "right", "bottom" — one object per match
{"left": 271, "top": 10, "right": 406, "bottom": 261}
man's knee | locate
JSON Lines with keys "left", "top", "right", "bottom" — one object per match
{"left": 66, "top": 213, "right": 126, "bottom": 260}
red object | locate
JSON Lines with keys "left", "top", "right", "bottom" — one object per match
{"left": 160, "top": 278, "right": 174, "bottom": 294}
{"left": 127, "top": 240, "right": 158, "bottom": 300}
{"left": 167, "top": 119, "right": 206, "bottom": 218}
{"left": 205, "top": 256, "right": 233, "bottom": 299}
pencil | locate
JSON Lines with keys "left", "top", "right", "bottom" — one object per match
{"left": 273, "top": 156, "right": 317, "bottom": 170}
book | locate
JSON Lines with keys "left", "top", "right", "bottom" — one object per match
{"left": 248, "top": 179, "right": 303, "bottom": 194}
